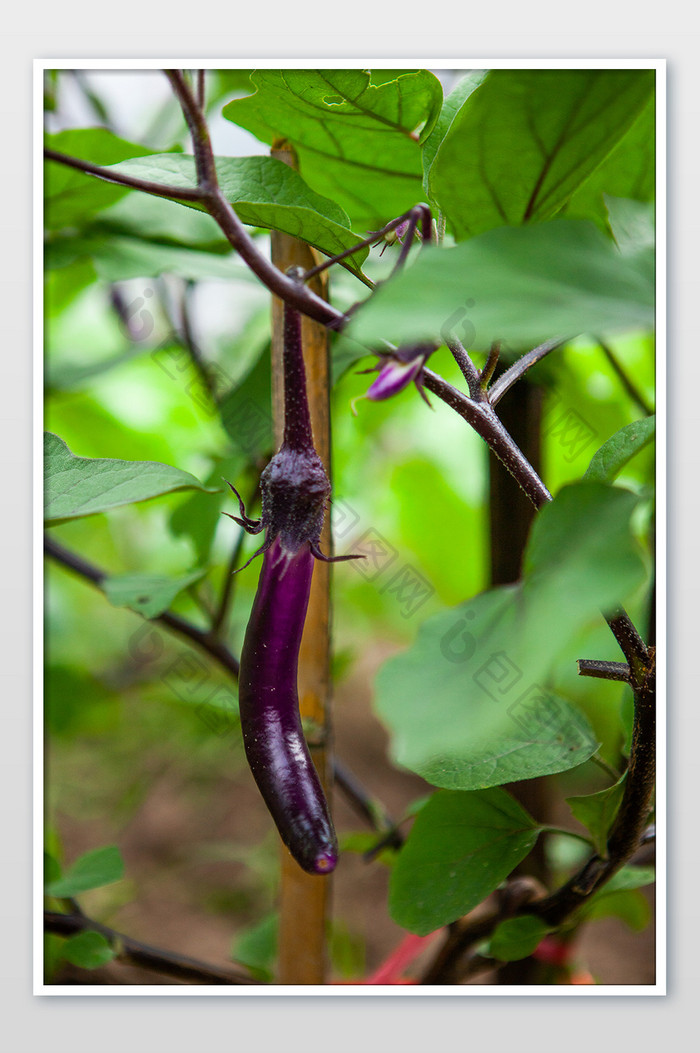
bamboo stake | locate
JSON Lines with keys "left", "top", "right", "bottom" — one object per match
{"left": 271, "top": 141, "right": 333, "bottom": 985}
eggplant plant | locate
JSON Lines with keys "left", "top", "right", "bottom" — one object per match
{"left": 43, "top": 66, "right": 658, "bottom": 987}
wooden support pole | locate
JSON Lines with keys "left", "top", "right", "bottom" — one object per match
{"left": 270, "top": 141, "right": 333, "bottom": 985}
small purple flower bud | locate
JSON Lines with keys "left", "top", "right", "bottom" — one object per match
{"left": 364, "top": 343, "right": 435, "bottom": 402}
{"left": 366, "top": 355, "right": 426, "bottom": 401}
{"left": 393, "top": 218, "right": 410, "bottom": 244}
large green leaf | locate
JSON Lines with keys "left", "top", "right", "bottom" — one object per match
{"left": 389, "top": 789, "right": 540, "bottom": 935}
{"left": 102, "top": 569, "right": 206, "bottom": 619}
{"left": 373, "top": 482, "right": 646, "bottom": 790}
{"left": 584, "top": 416, "right": 655, "bottom": 484}
{"left": 566, "top": 95, "right": 656, "bottom": 229}
{"left": 95, "top": 190, "right": 230, "bottom": 252}
{"left": 45, "top": 845, "right": 124, "bottom": 897}
{"left": 222, "top": 69, "right": 443, "bottom": 229}
{"left": 45, "top": 128, "right": 154, "bottom": 230}
{"left": 44, "top": 432, "right": 215, "bottom": 523}
{"left": 604, "top": 196, "right": 655, "bottom": 286}
{"left": 428, "top": 69, "right": 654, "bottom": 239}
{"left": 421, "top": 71, "right": 487, "bottom": 194}
{"left": 107, "top": 154, "right": 369, "bottom": 279}
{"left": 348, "top": 219, "right": 654, "bottom": 352}
{"left": 83, "top": 236, "right": 245, "bottom": 283}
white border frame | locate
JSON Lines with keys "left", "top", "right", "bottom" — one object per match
{"left": 34, "top": 57, "right": 666, "bottom": 997}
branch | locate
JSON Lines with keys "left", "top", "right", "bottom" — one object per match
{"left": 577, "top": 658, "right": 631, "bottom": 683}
{"left": 598, "top": 339, "right": 654, "bottom": 417}
{"left": 479, "top": 341, "right": 501, "bottom": 390}
{"left": 301, "top": 204, "right": 430, "bottom": 285}
{"left": 45, "top": 909, "right": 259, "bottom": 985}
{"left": 422, "top": 660, "right": 655, "bottom": 981}
{"left": 44, "top": 148, "right": 208, "bottom": 202}
{"left": 173, "top": 278, "right": 219, "bottom": 404}
{"left": 488, "top": 338, "right": 566, "bottom": 406}
{"left": 44, "top": 145, "right": 344, "bottom": 331}
{"left": 163, "top": 70, "right": 218, "bottom": 190}
{"left": 418, "top": 370, "right": 656, "bottom": 983}
{"left": 44, "top": 536, "right": 240, "bottom": 680}
{"left": 422, "top": 368, "right": 553, "bottom": 508}
{"left": 421, "top": 789, "right": 656, "bottom": 985}
{"left": 332, "top": 759, "right": 403, "bottom": 857}
{"left": 442, "top": 335, "right": 482, "bottom": 399}
{"left": 195, "top": 69, "right": 206, "bottom": 111}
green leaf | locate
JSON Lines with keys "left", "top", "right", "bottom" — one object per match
{"left": 223, "top": 69, "right": 443, "bottom": 229}
{"left": 606, "top": 196, "right": 655, "bottom": 258}
{"left": 46, "top": 665, "right": 120, "bottom": 737}
{"left": 428, "top": 70, "right": 654, "bottom": 239}
{"left": 389, "top": 789, "right": 540, "bottom": 935}
{"left": 46, "top": 346, "right": 150, "bottom": 392}
{"left": 218, "top": 345, "right": 273, "bottom": 458}
{"left": 584, "top": 416, "right": 655, "bottom": 484}
{"left": 45, "top": 256, "right": 97, "bottom": 317}
{"left": 604, "top": 197, "right": 656, "bottom": 288}
{"left": 70, "top": 235, "right": 245, "bottom": 284}
{"left": 44, "top": 852, "right": 61, "bottom": 887}
{"left": 44, "top": 433, "right": 216, "bottom": 523}
{"left": 566, "top": 95, "right": 655, "bottom": 229}
{"left": 566, "top": 774, "right": 627, "bottom": 856}
{"left": 585, "top": 888, "right": 652, "bottom": 932}
{"left": 231, "top": 912, "right": 278, "bottom": 982}
{"left": 45, "top": 128, "right": 154, "bottom": 230}
{"left": 107, "top": 154, "right": 369, "bottom": 280}
{"left": 597, "top": 864, "right": 655, "bottom": 893}
{"left": 348, "top": 219, "right": 654, "bottom": 353}
{"left": 487, "top": 915, "right": 553, "bottom": 962}
{"left": 102, "top": 569, "right": 206, "bottom": 619}
{"left": 60, "top": 930, "right": 116, "bottom": 970}
{"left": 374, "top": 482, "right": 646, "bottom": 790}
{"left": 96, "top": 189, "right": 230, "bottom": 252}
{"left": 422, "top": 71, "right": 487, "bottom": 194}
{"left": 46, "top": 845, "right": 124, "bottom": 897}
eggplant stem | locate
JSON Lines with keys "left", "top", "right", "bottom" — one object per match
{"left": 310, "top": 542, "right": 365, "bottom": 563}
{"left": 224, "top": 480, "right": 264, "bottom": 533}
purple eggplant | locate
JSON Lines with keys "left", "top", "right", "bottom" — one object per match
{"left": 238, "top": 535, "right": 336, "bottom": 873}
{"left": 227, "top": 281, "right": 359, "bottom": 874}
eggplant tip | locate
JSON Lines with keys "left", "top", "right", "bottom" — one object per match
{"left": 311, "top": 850, "right": 337, "bottom": 875}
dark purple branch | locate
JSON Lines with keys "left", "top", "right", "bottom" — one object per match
{"left": 195, "top": 69, "right": 206, "bottom": 111}
{"left": 488, "top": 338, "right": 566, "bottom": 406}
{"left": 577, "top": 659, "right": 631, "bottom": 682}
{"left": 163, "top": 70, "right": 218, "bottom": 190}
{"left": 598, "top": 338, "right": 654, "bottom": 417}
{"left": 479, "top": 342, "right": 501, "bottom": 389}
{"left": 442, "top": 334, "right": 483, "bottom": 400}
{"left": 45, "top": 910, "right": 258, "bottom": 985}
{"left": 44, "top": 148, "right": 344, "bottom": 331}
{"left": 44, "top": 148, "right": 208, "bottom": 202}
{"left": 422, "top": 368, "right": 552, "bottom": 508}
